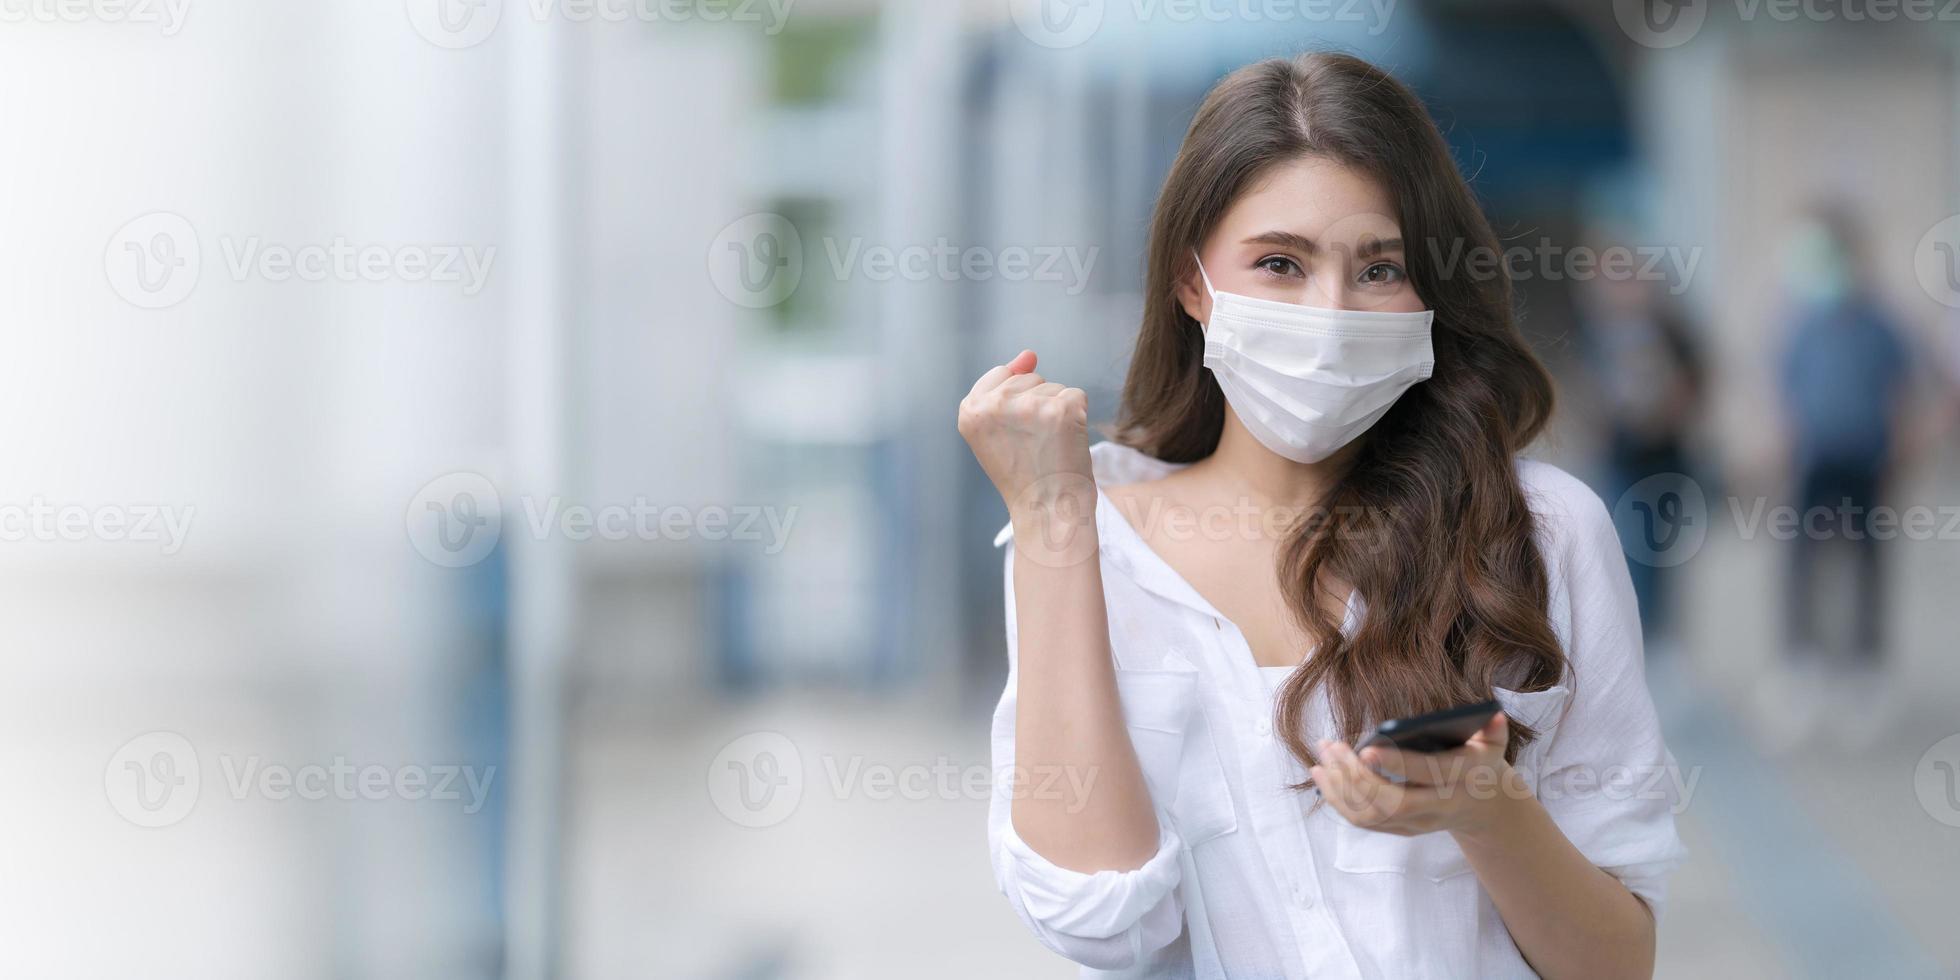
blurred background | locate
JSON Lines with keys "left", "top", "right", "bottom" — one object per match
{"left": 3, "top": 0, "right": 1960, "bottom": 977}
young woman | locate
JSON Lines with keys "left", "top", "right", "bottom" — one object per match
{"left": 958, "top": 54, "right": 1686, "bottom": 979}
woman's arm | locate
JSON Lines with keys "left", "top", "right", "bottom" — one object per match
{"left": 1315, "top": 716, "right": 1657, "bottom": 980}
{"left": 1312, "top": 467, "right": 1684, "bottom": 979}
{"left": 960, "top": 349, "right": 1158, "bottom": 872}
{"left": 1453, "top": 784, "right": 1657, "bottom": 979}
{"left": 1007, "top": 501, "right": 1160, "bottom": 871}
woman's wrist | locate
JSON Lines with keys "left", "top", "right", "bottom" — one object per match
{"left": 1006, "top": 473, "right": 1098, "bottom": 531}
{"left": 1449, "top": 771, "right": 1540, "bottom": 851}
{"left": 1009, "top": 482, "right": 1101, "bottom": 569}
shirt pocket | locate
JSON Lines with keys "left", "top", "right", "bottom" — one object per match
{"left": 1330, "top": 824, "right": 1476, "bottom": 883}
{"left": 1329, "top": 684, "right": 1575, "bottom": 882}
{"left": 1493, "top": 683, "right": 1573, "bottom": 778}
{"left": 1115, "top": 667, "right": 1240, "bottom": 848}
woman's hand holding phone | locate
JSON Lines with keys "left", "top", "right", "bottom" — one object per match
{"left": 957, "top": 350, "right": 1098, "bottom": 565}
{"left": 1310, "top": 711, "right": 1529, "bottom": 840}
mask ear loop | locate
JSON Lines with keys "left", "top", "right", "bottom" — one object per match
{"left": 1190, "top": 249, "right": 1218, "bottom": 301}
{"left": 1189, "top": 249, "right": 1219, "bottom": 334}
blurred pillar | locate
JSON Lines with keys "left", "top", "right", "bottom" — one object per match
{"left": 876, "top": 3, "right": 966, "bottom": 687}
{"left": 503, "top": 12, "right": 576, "bottom": 980}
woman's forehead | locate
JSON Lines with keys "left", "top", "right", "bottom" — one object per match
{"left": 1219, "top": 157, "right": 1401, "bottom": 246}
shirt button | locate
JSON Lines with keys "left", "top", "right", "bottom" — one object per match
{"left": 1293, "top": 884, "right": 1315, "bottom": 909}
{"left": 1254, "top": 718, "right": 1272, "bottom": 736}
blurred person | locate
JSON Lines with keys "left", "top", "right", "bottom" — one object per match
{"left": 1761, "top": 202, "right": 1913, "bottom": 751}
{"left": 1575, "top": 235, "right": 1707, "bottom": 655}
{"left": 1936, "top": 309, "right": 1960, "bottom": 446}
{"left": 960, "top": 54, "right": 1683, "bottom": 979}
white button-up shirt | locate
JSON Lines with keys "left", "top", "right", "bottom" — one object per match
{"left": 987, "top": 442, "right": 1687, "bottom": 978}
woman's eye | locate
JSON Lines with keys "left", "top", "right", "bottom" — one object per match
{"left": 1359, "top": 262, "right": 1406, "bottom": 285}
{"left": 1256, "top": 255, "right": 1303, "bottom": 278}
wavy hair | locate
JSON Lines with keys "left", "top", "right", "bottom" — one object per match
{"left": 1113, "top": 52, "right": 1567, "bottom": 777}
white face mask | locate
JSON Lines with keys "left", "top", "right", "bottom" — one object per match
{"left": 1194, "top": 252, "right": 1435, "bottom": 463}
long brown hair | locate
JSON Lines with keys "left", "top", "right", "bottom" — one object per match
{"left": 1114, "top": 52, "right": 1566, "bottom": 775}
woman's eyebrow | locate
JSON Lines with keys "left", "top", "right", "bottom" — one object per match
{"left": 1242, "top": 230, "right": 1318, "bottom": 253}
{"left": 1241, "top": 231, "right": 1405, "bottom": 258}
{"left": 1355, "top": 237, "right": 1405, "bottom": 259}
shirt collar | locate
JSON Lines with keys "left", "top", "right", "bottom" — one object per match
{"left": 994, "top": 441, "right": 1365, "bottom": 635}
{"left": 991, "top": 441, "right": 1186, "bottom": 548}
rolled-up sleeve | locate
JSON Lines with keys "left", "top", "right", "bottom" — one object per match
{"left": 1533, "top": 478, "right": 1690, "bottom": 919}
{"left": 987, "top": 539, "right": 1186, "bottom": 969}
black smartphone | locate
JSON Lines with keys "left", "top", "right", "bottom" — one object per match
{"left": 1358, "top": 700, "right": 1501, "bottom": 754}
